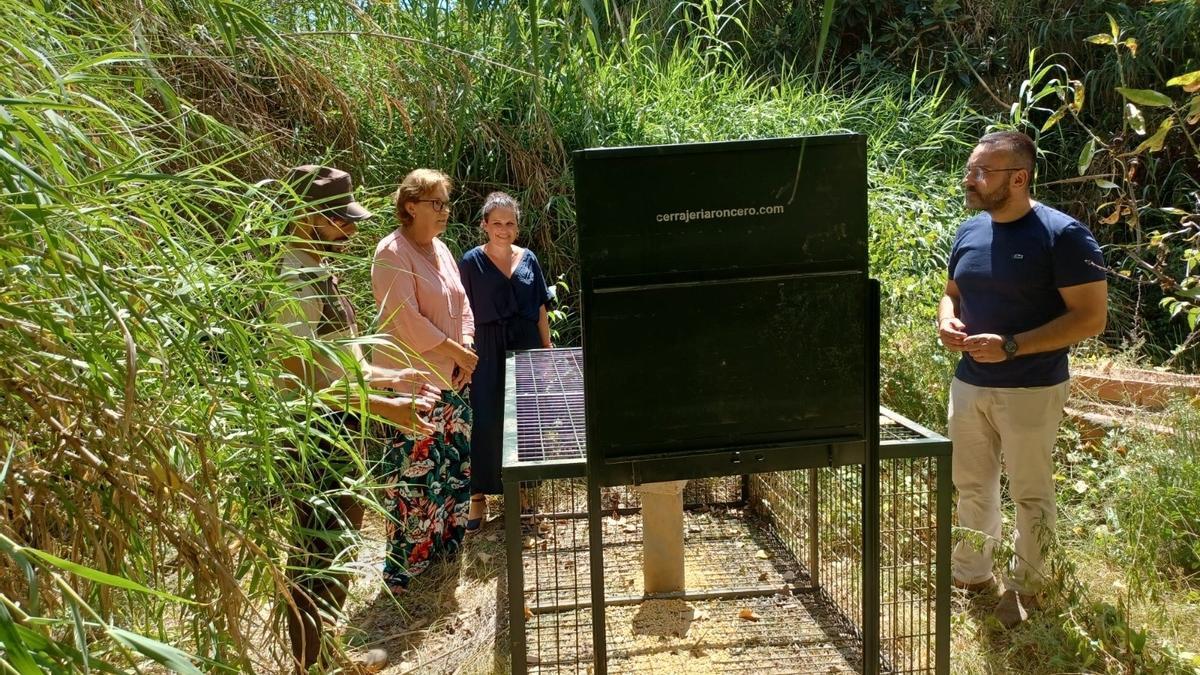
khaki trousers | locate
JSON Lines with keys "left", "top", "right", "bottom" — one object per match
{"left": 948, "top": 377, "right": 1070, "bottom": 594}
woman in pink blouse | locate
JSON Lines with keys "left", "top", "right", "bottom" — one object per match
{"left": 371, "top": 168, "right": 478, "bottom": 593}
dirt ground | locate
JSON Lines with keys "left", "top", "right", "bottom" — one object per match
{"left": 335, "top": 500, "right": 868, "bottom": 675}
{"left": 338, "top": 499, "right": 512, "bottom": 675}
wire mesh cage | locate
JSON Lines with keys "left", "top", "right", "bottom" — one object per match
{"left": 503, "top": 349, "right": 950, "bottom": 674}
{"left": 749, "top": 454, "right": 950, "bottom": 675}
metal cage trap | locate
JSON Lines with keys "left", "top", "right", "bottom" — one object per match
{"left": 503, "top": 349, "right": 950, "bottom": 674}
{"left": 501, "top": 135, "right": 952, "bottom": 674}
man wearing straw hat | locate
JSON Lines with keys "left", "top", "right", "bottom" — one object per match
{"left": 275, "top": 165, "right": 438, "bottom": 673}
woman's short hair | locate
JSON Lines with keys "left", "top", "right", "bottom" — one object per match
{"left": 394, "top": 168, "right": 452, "bottom": 226}
{"left": 481, "top": 191, "right": 521, "bottom": 222}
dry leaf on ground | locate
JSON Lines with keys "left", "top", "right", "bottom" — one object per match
{"left": 738, "top": 608, "right": 760, "bottom": 621}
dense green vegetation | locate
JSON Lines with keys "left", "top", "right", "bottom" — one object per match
{"left": 1, "top": 0, "right": 1197, "bottom": 672}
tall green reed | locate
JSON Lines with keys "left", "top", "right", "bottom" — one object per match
{"left": 0, "top": 0, "right": 401, "bottom": 671}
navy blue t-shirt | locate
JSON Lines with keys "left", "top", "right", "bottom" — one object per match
{"left": 948, "top": 203, "right": 1105, "bottom": 388}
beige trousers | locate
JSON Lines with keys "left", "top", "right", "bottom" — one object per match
{"left": 948, "top": 377, "right": 1070, "bottom": 594}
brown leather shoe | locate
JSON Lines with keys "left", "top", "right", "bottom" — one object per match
{"left": 1020, "top": 591, "right": 1041, "bottom": 611}
{"left": 952, "top": 575, "right": 997, "bottom": 595}
{"left": 994, "top": 589, "right": 1030, "bottom": 629}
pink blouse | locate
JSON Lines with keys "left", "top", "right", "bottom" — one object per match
{"left": 371, "top": 229, "right": 475, "bottom": 390}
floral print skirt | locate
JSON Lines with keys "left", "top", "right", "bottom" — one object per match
{"left": 382, "top": 389, "right": 472, "bottom": 589}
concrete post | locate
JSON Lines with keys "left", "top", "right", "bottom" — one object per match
{"left": 636, "top": 480, "right": 688, "bottom": 593}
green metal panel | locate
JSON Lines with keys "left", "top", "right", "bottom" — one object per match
{"left": 504, "top": 476, "right": 527, "bottom": 675}
{"left": 575, "top": 134, "right": 868, "bottom": 283}
{"left": 586, "top": 476, "right": 607, "bottom": 674}
{"left": 588, "top": 272, "right": 866, "bottom": 462}
{"left": 864, "top": 279, "right": 881, "bottom": 675}
{"left": 575, "top": 134, "right": 870, "bottom": 483}
{"left": 936, "top": 453, "right": 953, "bottom": 673}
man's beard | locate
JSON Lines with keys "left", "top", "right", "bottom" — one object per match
{"left": 964, "top": 182, "right": 1011, "bottom": 212}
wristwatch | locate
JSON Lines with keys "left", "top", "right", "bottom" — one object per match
{"left": 1002, "top": 335, "right": 1019, "bottom": 360}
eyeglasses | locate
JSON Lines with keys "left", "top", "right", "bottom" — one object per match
{"left": 964, "top": 165, "right": 1026, "bottom": 181}
{"left": 416, "top": 198, "right": 453, "bottom": 212}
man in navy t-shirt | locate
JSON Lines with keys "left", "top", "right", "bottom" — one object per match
{"left": 937, "top": 131, "right": 1107, "bottom": 628}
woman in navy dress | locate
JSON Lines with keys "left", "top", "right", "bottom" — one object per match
{"left": 459, "top": 192, "right": 552, "bottom": 527}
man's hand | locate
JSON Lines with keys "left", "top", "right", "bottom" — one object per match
{"left": 370, "top": 366, "right": 439, "bottom": 399}
{"left": 938, "top": 317, "right": 969, "bottom": 351}
{"left": 963, "top": 333, "right": 1006, "bottom": 363}
{"left": 375, "top": 395, "right": 436, "bottom": 436}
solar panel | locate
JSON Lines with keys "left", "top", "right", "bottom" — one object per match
{"left": 513, "top": 349, "right": 587, "bottom": 463}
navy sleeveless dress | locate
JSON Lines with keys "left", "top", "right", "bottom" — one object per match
{"left": 459, "top": 246, "right": 552, "bottom": 494}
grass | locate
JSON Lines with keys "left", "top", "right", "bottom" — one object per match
{"left": 944, "top": 405, "right": 1200, "bottom": 675}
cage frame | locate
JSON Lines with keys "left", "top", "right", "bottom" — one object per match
{"left": 502, "top": 347, "right": 951, "bottom": 675}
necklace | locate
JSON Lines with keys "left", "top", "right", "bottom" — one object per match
{"left": 402, "top": 229, "right": 438, "bottom": 261}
